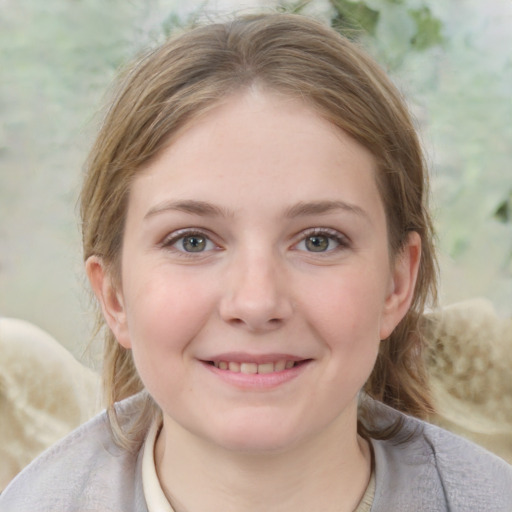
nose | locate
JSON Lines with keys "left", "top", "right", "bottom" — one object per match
{"left": 219, "top": 250, "right": 293, "bottom": 332}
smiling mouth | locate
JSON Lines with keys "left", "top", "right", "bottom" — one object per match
{"left": 205, "top": 360, "right": 308, "bottom": 374}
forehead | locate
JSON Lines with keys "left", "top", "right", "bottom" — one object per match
{"left": 128, "top": 89, "right": 384, "bottom": 224}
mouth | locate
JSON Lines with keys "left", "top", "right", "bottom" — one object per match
{"left": 204, "top": 359, "right": 310, "bottom": 374}
{"left": 200, "top": 355, "right": 312, "bottom": 389}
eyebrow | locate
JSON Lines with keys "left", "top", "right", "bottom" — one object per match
{"left": 284, "top": 200, "right": 370, "bottom": 222}
{"left": 144, "top": 200, "right": 234, "bottom": 220}
{"left": 144, "top": 199, "right": 370, "bottom": 222}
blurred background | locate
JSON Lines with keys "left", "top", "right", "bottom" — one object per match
{"left": 1, "top": 0, "right": 511, "bottom": 365}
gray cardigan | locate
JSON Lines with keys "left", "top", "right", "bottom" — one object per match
{"left": 1, "top": 394, "right": 511, "bottom": 512}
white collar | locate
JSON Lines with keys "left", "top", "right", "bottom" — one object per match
{"left": 142, "top": 419, "right": 175, "bottom": 512}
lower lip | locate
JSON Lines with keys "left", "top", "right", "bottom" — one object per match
{"left": 200, "top": 360, "right": 311, "bottom": 390}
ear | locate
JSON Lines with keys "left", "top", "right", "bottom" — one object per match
{"left": 379, "top": 231, "right": 421, "bottom": 340}
{"left": 85, "top": 256, "right": 132, "bottom": 349}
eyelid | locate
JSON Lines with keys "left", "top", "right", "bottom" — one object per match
{"left": 160, "top": 228, "right": 221, "bottom": 253}
{"left": 292, "top": 227, "right": 351, "bottom": 252}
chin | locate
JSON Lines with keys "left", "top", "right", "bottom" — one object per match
{"left": 202, "top": 416, "right": 306, "bottom": 454}
{"left": 217, "top": 433, "right": 297, "bottom": 454}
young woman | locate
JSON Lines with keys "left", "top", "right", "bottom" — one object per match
{"left": 1, "top": 12, "right": 510, "bottom": 512}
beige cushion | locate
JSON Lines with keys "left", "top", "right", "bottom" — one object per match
{"left": 424, "top": 299, "right": 512, "bottom": 463}
{"left": 0, "top": 318, "right": 100, "bottom": 490}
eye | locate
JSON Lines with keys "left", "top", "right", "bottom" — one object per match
{"left": 294, "top": 229, "right": 348, "bottom": 253}
{"left": 304, "top": 235, "right": 333, "bottom": 252}
{"left": 163, "top": 230, "right": 217, "bottom": 253}
{"left": 180, "top": 234, "right": 212, "bottom": 252}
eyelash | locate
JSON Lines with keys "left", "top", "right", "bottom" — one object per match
{"left": 160, "top": 227, "right": 350, "bottom": 257}
{"left": 294, "top": 227, "right": 350, "bottom": 254}
{"left": 160, "top": 228, "right": 220, "bottom": 257}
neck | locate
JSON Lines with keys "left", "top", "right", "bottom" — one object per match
{"left": 155, "top": 412, "right": 372, "bottom": 512}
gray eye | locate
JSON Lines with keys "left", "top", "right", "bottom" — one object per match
{"left": 305, "top": 235, "right": 330, "bottom": 252}
{"left": 182, "top": 235, "right": 207, "bottom": 252}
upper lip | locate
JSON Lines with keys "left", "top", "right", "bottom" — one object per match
{"left": 200, "top": 353, "right": 308, "bottom": 364}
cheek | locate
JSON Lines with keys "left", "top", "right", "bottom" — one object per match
{"left": 301, "top": 267, "right": 387, "bottom": 378}
{"left": 121, "top": 270, "right": 216, "bottom": 373}
{"left": 305, "top": 267, "right": 388, "bottom": 337}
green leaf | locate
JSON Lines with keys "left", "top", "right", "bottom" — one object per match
{"left": 276, "top": 0, "right": 313, "bottom": 14}
{"left": 330, "top": 0, "right": 380, "bottom": 37}
{"left": 494, "top": 195, "right": 512, "bottom": 224}
{"left": 409, "top": 6, "right": 444, "bottom": 50}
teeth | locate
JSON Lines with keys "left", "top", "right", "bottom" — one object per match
{"left": 274, "top": 360, "right": 286, "bottom": 372}
{"left": 257, "top": 362, "right": 274, "bottom": 374}
{"left": 240, "top": 362, "right": 258, "bottom": 374}
{"left": 228, "top": 361, "right": 240, "bottom": 372}
{"left": 212, "top": 360, "right": 298, "bottom": 374}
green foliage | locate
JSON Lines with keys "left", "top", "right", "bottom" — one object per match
{"left": 275, "top": 0, "right": 314, "bottom": 14}
{"left": 161, "top": 12, "right": 186, "bottom": 36}
{"left": 277, "top": 0, "right": 444, "bottom": 56}
{"left": 409, "top": 6, "right": 443, "bottom": 50}
{"left": 330, "top": 0, "right": 379, "bottom": 37}
{"left": 328, "top": 0, "right": 444, "bottom": 67}
{"left": 161, "top": 0, "right": 209, "bottom": 35}
{"left": 495, "top": 194, "right": 512, "bottom": 224}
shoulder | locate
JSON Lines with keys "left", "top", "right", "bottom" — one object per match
{"left": 0, "top": 394, "right": 149, "bottom": 512}
{"left": 369, "top": 399, "right": 512, "bottom": 512}
{"left": 421, "top": 420, "right": 512, "bottom": 509}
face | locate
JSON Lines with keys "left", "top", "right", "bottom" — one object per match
{"left": 89, "top": 89, "right": 419, "bottom": 453}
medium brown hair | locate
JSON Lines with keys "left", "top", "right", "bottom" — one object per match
{"left": 81, "top": 12, "right": 437, "bottom": 448}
